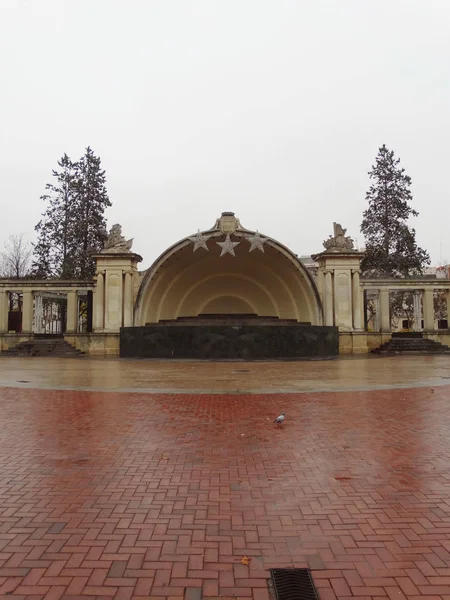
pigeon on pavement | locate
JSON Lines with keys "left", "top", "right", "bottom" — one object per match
{"left": 274, "top": 412, "right": 285, "bottom": 426}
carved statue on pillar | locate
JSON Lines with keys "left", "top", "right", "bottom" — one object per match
{"left": 102, "top": 224, "right": 133, "bottom": 253}
{"left": 93, "top": 229, "right": 142, "bottom": 333}
{"left": 322, "top": 223, "right": 355, "bottom": 252}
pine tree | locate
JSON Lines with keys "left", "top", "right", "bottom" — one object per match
{"left": 32, "top": 224, "right": 52, "bottom": 278}
{"left": 72, "top": 147, "right": 111, "bottom": 278}
{"left": 32, "top": 153, "right": 78, "bottom": 278}
{"left": 32, "top": 148, "right": 111, "bottom": 279}
{"left": 360, "top": 144, "right": 430, "bottom": 277}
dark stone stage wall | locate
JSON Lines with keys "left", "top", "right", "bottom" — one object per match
{"left": 120, "top": 324, "right": 339, "bottom": 359}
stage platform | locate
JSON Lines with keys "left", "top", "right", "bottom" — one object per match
{"left": 120, "top": 315, "right": 338, "bottom": 359}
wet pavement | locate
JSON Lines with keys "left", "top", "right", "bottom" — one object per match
{"left": 0, "top": 357, "right": 450, "bottom": 598}
{"left": 1, "top": 354, "right": 450, "bottom": 393}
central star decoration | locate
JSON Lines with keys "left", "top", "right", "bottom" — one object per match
{"left": 216, "top": 233, "right": 240, "bottom": 257}
{"left": 189, "top": 230, "right": 210, "bottom": 251}
{"left": 247, "top": 230, "right": 267, "bottom": 252}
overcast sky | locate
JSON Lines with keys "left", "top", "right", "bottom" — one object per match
{"left": 1, "top": 0, "right": 449, "bottom": 269}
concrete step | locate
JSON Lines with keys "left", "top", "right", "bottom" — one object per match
{"left": 2, "top": 338, "right": 84, "bottom": 358}
{"left": 374, "top": 336, "right": 450, "bottom": 354}
{"left": 388, "top": 345, "right": 449, "bottom": 350}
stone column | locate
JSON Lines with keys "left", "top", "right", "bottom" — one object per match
{"left": 123, "top": 271, "right": 133, "bottom": 327}
{"left": 316, "top": 268, "right": 324, "bottom": 300}
{"left": 423, "top": 288, "right": 435, "bottom": 331}
{"left": 33, "top": 294, "right": 43, "bottom": 333}
{"left": 352, "top": 269, "right": 362, "bottom": 330}
{"left": 0, "top": 291, "right": 8, "bottom": 332}
{"left": 413, "top": 291, "right": 422, "bottom": 332}
{"left": 370, "top": 292, "right": 380, "bottom": 331}
{"left": 92, "top": 251, "right": 142, "bottom": 332}
{"left": 22, "top": 291, "right": 34, "bottom": 333}
{"left": 446, "top": 290, "right": 450, "bottom": 328}
{"left": 324, "top": 270, "right": 334, "bottom": 326}
{"left": 105, "top": 272, "right": 123, "bottom": 331}
{"left": 66, "top": 291, "right": 78, "bottom": 333}
{"left": 93, "top": 271, "right": 104, "bottom": 331}
{"left": 379, "top": 288, "right": 390, "bottom": 332}
{"left": 313, "top": 247, "right": 363, "bottom": 333}
{"left": 333, "top": 270, "right": 353, "bottom": 331}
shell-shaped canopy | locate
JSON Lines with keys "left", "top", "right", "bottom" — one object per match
{"left": 134, "top": 213, "right": 322, "bottom": 325}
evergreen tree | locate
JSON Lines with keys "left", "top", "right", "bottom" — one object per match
{"left": 32, "top": 148, "right": 111, "bottom": 279}
{"left": 360, "top": 144, "right": 430, "bottom": 277}
{"left": 32, "top": 224, "right": 52, "bottom": 278}
{"left": 32, "top": 153, "right": 78, "bottom": 278}
{"left": 72, "top": 147, "right": 111, "bottom": 278}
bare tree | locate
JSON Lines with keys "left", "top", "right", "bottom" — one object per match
{"left": 0, "top": 234, "right": 32, "bottom": 278}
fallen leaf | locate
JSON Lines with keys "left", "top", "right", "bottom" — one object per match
{"left": 240, "top": 555, "right": 252, "bottom": 565}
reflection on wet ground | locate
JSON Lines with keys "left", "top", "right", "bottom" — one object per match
{"left": 0, "top": 357, "right": 449, "bottom": 598}
{"left": 1, "top": 354, "right": 450, "bottom": 393}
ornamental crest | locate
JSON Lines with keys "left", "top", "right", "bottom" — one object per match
{"left": 213, "top": 212, "right": 243, "bottom": 235}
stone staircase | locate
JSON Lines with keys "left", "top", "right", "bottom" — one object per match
{"left": 373, "top": 332, "right": 450, "bottom": 355}
{"left": 2, "top": 335, "right": 84, "bottom": 358}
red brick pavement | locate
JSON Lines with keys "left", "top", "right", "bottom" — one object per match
{"left": 0, "top": 385, "right": 449, "bottom": 598}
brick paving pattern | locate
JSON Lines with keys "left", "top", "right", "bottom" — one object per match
{"left": 0, "top": 385, "right": 449, "bottom": 598}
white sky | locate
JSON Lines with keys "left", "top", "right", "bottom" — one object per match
{"left": 1, "top": 0, "right": 449, "bottom": 269}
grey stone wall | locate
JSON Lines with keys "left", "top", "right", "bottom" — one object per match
{"left": 120, "top": 324, "right": 338, "bottom": 359}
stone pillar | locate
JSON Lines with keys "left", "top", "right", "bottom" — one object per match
{"left": 373, "top": 293, "right": 380, "bottom": 331}
{"left": 324, "top": 270, "right": 334, "bottom": 326}
{"left": 413, "top": 291, "right": 422, "bottom": 332}
{"left": 33, "top": 294, "right": 43, "bottom": 333}
{"left": 334, "top": 270, "right": 353, "bottom": 331}
{"left": 423, "top": 288, "right": 434, "bottom": 331}
{"left": 313, "top": 248, "right": 363, "bottom": 331}
{"left": 0, "top": 291, "right": 8, "bottom": 333}
{"left": 352, "top": 269, "right": 362, "bottom": 330}
{"left": 316, "top": 268, "right": 324, "bottom": 300}
{"left": 379, "top": 288, "right": 390, "bottom": 332}
{"left": 93, "top": 271, "right": 104, "bottom": 331}
{"left": 446, "top": 290, "right": 450, "bottom": 327}
{"left": 105, "top": 272, "right": 123, "bottom": 331}
{"left": 66, "top": 291, "right": 78, "bottom": 333}
{"left": 92, "top": 251, "right": 142, "bottom": 333}
{"left": 366, "top": 291, "right": 380, "bottom": 331}
{"left": 22, "top": 291, "right": 34, "bottom": 333}
{"left": 123, "top": 271, "right": 133, "bottom": 327}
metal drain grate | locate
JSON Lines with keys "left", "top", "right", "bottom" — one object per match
{"left": 270, "top": 569, "right": 319, "bottom": 600}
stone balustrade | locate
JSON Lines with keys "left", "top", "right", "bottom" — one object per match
{"left": 1, "top": 273, "right": 449, "bottom": 353}
{"left": 0, "top": 280, "right": 94, "bottom": 334}
{"left": 361, "top": 279, "right": 450, "bottom": 333}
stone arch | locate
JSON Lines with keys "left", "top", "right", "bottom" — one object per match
{"left": 174, "top": 273, "right": 279, "bottom": 320}
{"left": 134, "top": 228, "right": 322, "bottom": 325}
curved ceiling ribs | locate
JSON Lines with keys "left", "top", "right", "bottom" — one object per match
{"left": 134, "top": 218, "right": 322, "bottom": 325}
